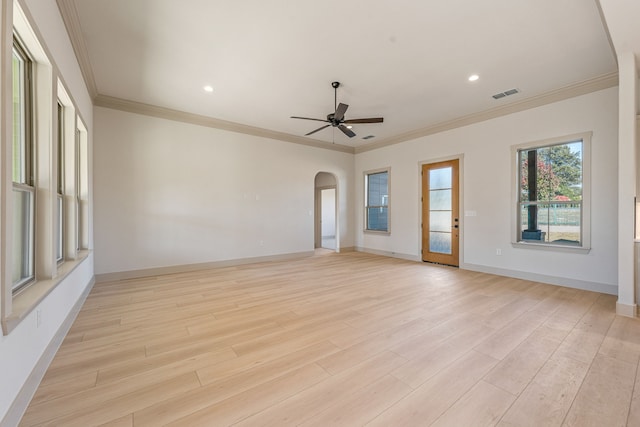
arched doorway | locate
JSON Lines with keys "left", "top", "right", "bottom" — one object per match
{"left": 314, "top": 172, "right": 338, "bottom": 251}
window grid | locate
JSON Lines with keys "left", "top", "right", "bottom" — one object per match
{"left": 56, "top": 102, "right": 64, "bottom": 263}
{"left": 365, "top": 170, "right": 389, "bottom": 232}
{"left": 12, "top": 36, "right": 35, "bottom": 292}
{"left": 516, "top": 139, "right": 584, "bottom": 247}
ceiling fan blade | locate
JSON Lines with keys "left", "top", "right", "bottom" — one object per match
{"left": 305, "top": 124, "right": 331, "bottom": 136}
{"left": 343, "top": 117, "right": 384, "bottom": 124}
{"left": 338, "top": 124, "right": 356, "bottom": 138}
{"left": 334, "top": 103, "right": 349, "bottom": 121}
{"left": 291, "top": 116, "right": 330, "bottom": 123}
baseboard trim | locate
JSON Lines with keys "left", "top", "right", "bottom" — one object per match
{"left": 461, "top": 262, "right": 618, "bottom": 295}
{"left": 1, "top": 277, "right": 95, "bottom": 427}
{"left": 616, "top": 301, "right": 638, "bottom": 318}
{"left": 95, "top": 251, "right": 316, "bottom": 283}
{"left": 338, "top": 246, "right": 356, "bottom": 253}
{"left": 354, "top": 247, "right": 421, "bottom": 262}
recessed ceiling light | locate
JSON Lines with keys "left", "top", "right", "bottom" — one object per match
{"left": 203, "top": 85, "right": 214, "bottom": 92}
{"left": 468, "top": 74, "right": 480, "bottom": 82}
{"left": 346, "top": 125, "right": 353, "bottom": 129}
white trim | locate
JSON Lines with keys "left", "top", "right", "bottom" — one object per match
{"left": 355, "top": 247, "right": 421, "bottom": 262}
{"left": 95, "top": 251, "right": 315, "bottom": 283}
{"left": 355, "top": 73, "right": 618, "bottom": 154}
{"left": 510, "top": 131, "right": 592, "bottom": 252}
{"left": 55, "top": 0, "right": 97, "bottom": 98}
{"left": 461, "top": 262, "right": 617, "bottom": 295}
{"left": 2, "top": 251, "right": 91, "bottom": 334}
{"left": 616, "top": 301, "right": 638, "bottom": 318}
{"left": 94, "top": 95, "right": 355, "bottom": 154}
{"left": 0, "top": 276, "right": 94, "bottom": 427}
{"left": 363, "top": 167, "right": 391, "bottom": 234}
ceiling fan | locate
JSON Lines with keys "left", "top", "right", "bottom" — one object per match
{"left": 291, "top": 81, "right": 383, "bottom": 138}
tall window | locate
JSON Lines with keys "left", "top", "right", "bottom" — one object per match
{"left": 56, "top": 102, "right": 64, "bottom": 263}
{"left": 515, "top": 133, "right": 590, "bottom": 249}
{"left": 77, "top": 121, "right": 89, "bottom": 250}
{"left": 365, "top": 169, "right": 390, "bottom": 232}
{"left": 12, "top": 37, "right": 35, "bottom": 291}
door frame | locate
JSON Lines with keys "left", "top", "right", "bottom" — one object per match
{"left": 419, "top": 154, "right": 464, "bottom": 266}
{"left": 315, "top": 184, "right": 338, "bottom": 251}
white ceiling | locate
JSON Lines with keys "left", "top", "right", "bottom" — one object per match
{"left": 62, "top": 0, "right": 620, "bottom": 149}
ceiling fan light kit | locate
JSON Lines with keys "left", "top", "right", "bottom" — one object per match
{"left": 291, "top": 81, "right": 383, "bottom": 138}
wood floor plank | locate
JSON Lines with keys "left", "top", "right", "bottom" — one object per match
{"left": 18, "top": 252, "right": 640, "bottom": 426}
{"left": 299, "top": 374, "right": 412, "bottom": 427}
{"left": 598, "top": 315, "right": 640, "bottom": 365}
{"left": 96, "top": 413, "right": 133, "bottom": 427}
{"left": 430, "top": 380, "right": 516, "bottom": 427}
{"left": 628, "top": 368, "right": 640, "bottom": 427}
{"left": 497, "top": 355, "right": 591, "bottom": 427}
{"left": 563, "top": 354, "right": 637, "bottom": 427}
{"left": 316, "top": 317, "right": 433, "bottom": 374}
{"left": 484, "top": 332, "right": 562, "bottom": 396}
{"left": 133, "top": 341, "right": 339, "bottom": 426}
{"left": 367, "top": 350, "right": 499, "bottom": 426}
{"left": 391, "top": 322, "right": 497, "bottom": 389}
{"left": 164, "top": 364, "right": 329, "bottom": 427}
{"left": 234, "top": 351, "right": 408, "bottom": 426}
{"left": 21, "top": 372, "right": 201, "bottom": 426}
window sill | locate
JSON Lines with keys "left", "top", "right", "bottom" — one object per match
{"left": 2, "top": 250, "right": 91, "bottom": 335}
{"left": 364, "top": 230, "right": 391, "bottom": 236}
{"left": 511, "top": 241, "right": 591, "bottom": 254}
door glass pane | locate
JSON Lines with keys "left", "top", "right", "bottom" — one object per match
{"left": 429, "top": 167, "right": 452, "bottom": 190}
{"left": 430, "top": 189, "right": 451, "bottom": 211}
{"left": 430, "top": 211, "right": 451, "bottom": 232}
{"left": 429, "top": 232, "right": 451, "bottom": 254}
{"left": 428, "top": 165, "right": 453, "bottom": 254}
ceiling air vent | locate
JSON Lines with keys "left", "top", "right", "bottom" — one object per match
{"left": 492, "top": 88, "right": 520, "bottom": 100}
{"left": 362, "top": 135, "right": 376, "bottom": 140}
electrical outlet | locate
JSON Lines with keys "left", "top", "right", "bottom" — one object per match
{"left": 36, "top": 309, "right": 42, "bottom": 328}
{"left": 496, "top": 248, "right": 502, "bottom": 256}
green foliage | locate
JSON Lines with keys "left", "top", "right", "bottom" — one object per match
{"left": 520, "top": 143, "right": 582, "bottom": 202}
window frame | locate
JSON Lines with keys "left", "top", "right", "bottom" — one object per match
{"left": 55, "top": 101, "right": 64, "bottom": 264}
{"left": 364, "top": 167, "right": 391, "bottom": 234}
{"left": 11, "top": 35, "right": 36, "bottom": 293}
{"left": 511, "top": 132, "right": 591, "bottom": 253}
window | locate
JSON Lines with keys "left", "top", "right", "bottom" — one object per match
{"left": 365, "top": 169, "right": 390, "bottom": 232}
{"left": 56, "top": 102, "right": 64, "bottom": 263}
{"left": 12, "top": 36, "right": 35, "bottom": 292}
{"left": 77, "top": 120, "right": 89, "bottom": 250}
{"left": 514, "top": 132, "right": 591, "bottom": 250}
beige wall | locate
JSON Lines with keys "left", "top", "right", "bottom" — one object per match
{"left": 93, "top": 107, "right": 355, "bottom": 275}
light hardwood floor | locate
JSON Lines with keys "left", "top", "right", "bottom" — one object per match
{"left": 20, "top": 251, "right": 640, "bottom": 426}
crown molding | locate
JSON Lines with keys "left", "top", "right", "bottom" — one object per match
{"left": 355, "top": 72, "right": 619, "bottom": 154}
{"left": 56, "top": 0, "right": 98, "bottom": 99}
{"left": 94, "top": 95, "right": 355, "bottom": 154}
{"left": 594, "top": 0, "right": 618, "bottom": 66}
{"left": 56, "top": 0, "right": 617, "bottom": 156}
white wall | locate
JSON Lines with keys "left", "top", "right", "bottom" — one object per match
{"left": 0, "top": 0, "right": 94, "bottom": 423}
{"left": 321, "top": 188, "right": 337, "bottom": 240}
{"left": 93, "top": 107, "right": 355, "bottom": 275}
{"left": 355, "top": 87, "right": 619, "bottom": 294}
